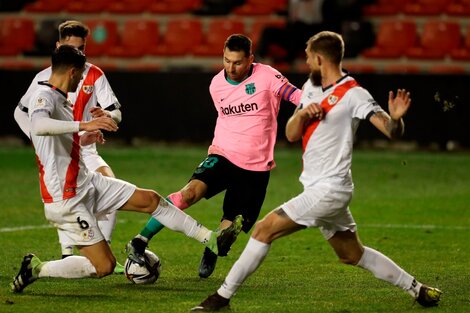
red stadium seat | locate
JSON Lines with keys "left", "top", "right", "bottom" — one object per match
{"left": 406, "top": 20, "right": 462, "bottom": 59}
{"left": 450, "top": 24, "right": 470, "bottom": 60}
{"left": 249, "top": 18, "right": 286, "bottom": 51}
{"left": 148, "top": 0, "right": 202, "bottom": 14}
{"left": 24, "top": 0, "right": 65, "bottom": 12}
{"left": 404, "top": 0, "right": 453, "bottom": 15}
{"left": 83, "top": 19, "right": 118, "bottom": 57}
{"left": 193, "top": 19, "right": 245, "bottom": 56}
{"left": 151, "top": 18, "right": 203, "bottom": 56}
{"left": 233, "top": 0, "right": 280, "bottom": 15}
{"left": 107, "top": 20, "right": 159, "bottom": 58}
{"left": 0, "top": 17, "right": 35, "bottom": 56}
{"left": 106, "top": 0, "right": 154, "bottom": 14}
{"left": 446, "top": 0, "right": 470, "bottom": 16}
{"left": 66, "top": 0, "right": 112, "bottom": 13}
{"left": 362, "top": 20, "right": 417, "bottom": 59}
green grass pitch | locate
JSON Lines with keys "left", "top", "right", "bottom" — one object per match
{"left": 0, "top": 145, "right": 469, "bottom": 312}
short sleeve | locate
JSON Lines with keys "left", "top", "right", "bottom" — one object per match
{"left": 350, "top": 87, "right": 384, "bottom": 120}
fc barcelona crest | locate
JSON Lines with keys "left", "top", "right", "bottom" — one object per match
{"left": 328, "top": 95, "right": 338, "bottom": 105}
{"left": 82, "top": 85, "right": 94, "bottom": 94}
{"left": 245, "top": 83, "right": 256, "bottom": 95}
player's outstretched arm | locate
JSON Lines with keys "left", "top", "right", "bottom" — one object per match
{"left": 370, "top": 89, "right": 411, "bottom": 140}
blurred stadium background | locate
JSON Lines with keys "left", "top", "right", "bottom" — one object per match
{"left": 0, "top": 0, "right": 469, "bottom": 149}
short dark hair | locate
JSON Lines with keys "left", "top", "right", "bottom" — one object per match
{"left": 58, "top": 20, "right": 89, "bottom": 41}
{"left": 307, "top": 31, "right": 344, "bottom": 65}
{"left": 224, "top": 34, "right": 252, "bottom": 57}
{"left": 51, "top": 45, "right": 86, "bottom": 72}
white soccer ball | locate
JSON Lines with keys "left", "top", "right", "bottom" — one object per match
{"left": 124, "top": 249, "right": 162, "bottom": 284}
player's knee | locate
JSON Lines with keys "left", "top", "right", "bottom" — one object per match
{"left": 181, "top": 186, "right": 200, "bottom": 205}
{"left": 251, "top": 220, "right": 275, "bottom": 244}
{"left": 140, "top": 190, "right": 160, "bottom": 213}
{"left": 338, "top": 253, "right": 361, "bottom": 265}
{"left": 95, "top": 257, "right": 116, "bottom": 278}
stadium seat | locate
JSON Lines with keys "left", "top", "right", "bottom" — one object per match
{"left": 446, "top": 0, "right": 470, "bottom": 16}
{"left": 0, "top": 17, "right": 35, "bottom": 56}
{"left": 233, "top": 0, "right": 281, "bottom": 15}
{"left": 406, "top": 20, "right": 462, "bottom": 59}
{"left": 65, "top": 0, "right": 112, "bottom": 13}
{"left": 148, "top": 0, "right": 202, "bottom": 14}
{"left": 450, "top": 24, "right": 470, "bottom": 60}
{"left": 193, "top": 19, "right": 245, "bottom": 56}
{"left": 24, "top": 0, "right": 65, "bottom": 12}
{"left": 107, "top": 20, "right": 159, "bottom": 58}
{"left": 403, "top": 0, "right": 453, "bottom": 15}
{"left": 362, "top": 20, "right": 417, "bottom": 58}
{"left": 83, "top": 19, "right": 118, "bottom": 57}
{"left": 151, "top": 18, "right": 203, "bottom": 56}
{"left": 25, "top": 19, "right": 67, "bottom": 57}
{"left": 249, "top": 18, "right": 286, "bottom": 51}
{"left": 106, "top": 0, "right": 153, "bottom": 14}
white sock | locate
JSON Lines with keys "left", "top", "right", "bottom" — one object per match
{"left": 151, "top": 198, "right": 212, "bottom": 244}
{"left": 38, "top": 256, "right": 97, "bottom": 278}
{"left": 357, "top": 246, "right": 422, "bottom": 297}
{"left": 98, "top": 211, "right": 117, "bottom": 243}
{"left": 58, "top": 229, "right": 73, "bottom": 256}
{"left": 217, "top": 237, "right": 271, "bottom": 299}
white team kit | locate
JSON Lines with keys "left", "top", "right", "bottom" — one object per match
{"left": 19, "top": 63, "right": 120, "bottom": 171}
{"left": 282, "top": 75, "right": 384, "bottom": 239}
{"left": 28, "top": 81, "right": 135, "bottom": 246}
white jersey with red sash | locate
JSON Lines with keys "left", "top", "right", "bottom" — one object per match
{"left": 299, "top": 75, "right": 384, "bottom": 189}
{"left": 20, "top": 63, "right": 120, "bottom": 118}
{"left": 29, "top": 83, "right": 91, "bottom": 203}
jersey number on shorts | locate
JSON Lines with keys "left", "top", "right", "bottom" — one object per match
{"left": 195, "top": 156, "right": 218, "bottom": 174}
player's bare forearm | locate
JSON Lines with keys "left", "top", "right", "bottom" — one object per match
{"left": 286, "top": 104, "right": 323, "bottom": 142}
{"left": 387, "top": 117, "right": 405, "bottom": 139}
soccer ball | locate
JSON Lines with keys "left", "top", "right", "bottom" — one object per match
{"left": 124, "top": 249, "right": 161, "bottom": 284}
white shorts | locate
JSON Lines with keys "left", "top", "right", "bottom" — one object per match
{"left": 82, "top": 143, "right": 109, "bottom": 172}
{"left": 44, "top": 172, "right": 136, "bottom": 246}
{"left": 282, "top": 184, "right": 356, "bottom": 240}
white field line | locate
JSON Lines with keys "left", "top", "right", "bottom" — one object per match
{"left": 362, "top": 224, "right": 469, "bottom": 230}
{"left": 0, "top": 222, "right": 468, "bottom": 233}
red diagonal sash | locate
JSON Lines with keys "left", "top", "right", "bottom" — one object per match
{"left": 63, "top": 65, "right": 103, "bottom": 199}
{"left": 302, "top": 80, "right": 359, "bottom": 151}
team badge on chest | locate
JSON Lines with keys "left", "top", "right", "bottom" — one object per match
{"left": 82, "top": 85, "right": 94, "bottom": 94}
{"left": 245, "top": 83, "right": 256, "bottom": 95}
{"left": 328, "top": 95, "right": 339, "bottom": 105}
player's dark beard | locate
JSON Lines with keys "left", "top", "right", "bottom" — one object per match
{"left": 309, "top": 70, "right": 322, "bottom": 86}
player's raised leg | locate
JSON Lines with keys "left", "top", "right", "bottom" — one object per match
{"left": 122, "top": 188, "right": 243, "bottom": 265}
